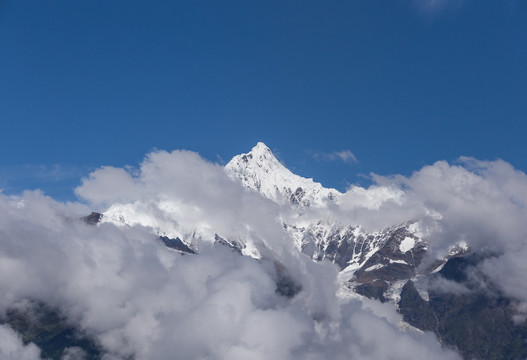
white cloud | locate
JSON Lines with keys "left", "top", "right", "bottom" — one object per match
{"left": 75, "top": 166, "right": 141, "bottom": 209}
{"left": 333, "top": 150, "right": 358, "bottom": 163}
{"left": 341, "top": 185, "right": 405, "bottom": 211}
{"left": 0, "top": 324, "right": 41, "bottom": 360}
{"left": 312, "top": 150, "right": 358, "bottom": 164}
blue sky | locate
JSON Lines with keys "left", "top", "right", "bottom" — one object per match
{"left": 1, "top": 0, "right": 526, "bottom": 200}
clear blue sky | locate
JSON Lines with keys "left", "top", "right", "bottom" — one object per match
{"left": 1, "top": 0, "right": 526, "bottom": 200}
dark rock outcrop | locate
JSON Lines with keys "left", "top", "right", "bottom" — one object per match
{"left": 160, "top": 236, "right": 196, "bottom": 254}
{"left": 82, "top": 212, "right": 103, "bottom": 225}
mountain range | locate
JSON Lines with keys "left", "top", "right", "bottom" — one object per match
{"left": 89, "top": 142, "right": 526, "bottom": 359}
{"left": 1, "top": 142, "right": 526, "bottom": 360}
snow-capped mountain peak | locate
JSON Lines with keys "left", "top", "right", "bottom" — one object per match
{"left": 225, "top": 142, "right": 341, "bottom": 207}
{"left": 95, "top": 142, "right": 430, "bottom": 309}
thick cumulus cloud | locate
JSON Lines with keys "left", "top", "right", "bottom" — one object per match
{"left": 76, "top": 150, "right": 339, "bottom": 318}
{"left": 0, "top": 149, "right": 464, "bottom": 359}
{"left": 76, "top": 150, "right": 287, "bottom": 249}
{"left": 2, "top": 147, "right": 526, "bottom": 358}
{"left": 0, "top": 192, "right": 460, "bottom": 360}
{"left": 374, "top": 159, "right": 527, "bottom": 259}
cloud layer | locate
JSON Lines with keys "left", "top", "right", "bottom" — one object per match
{"left": 0, "top": 191, "right": 459, "bottom": 360}
{"left": 3, "top": 146, "right": 527, "bottom": 359}
{"left": 0, "top": 148, "right": 470, "bottom": 359}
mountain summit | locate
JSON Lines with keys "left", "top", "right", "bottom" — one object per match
{"left": 225, "top": 142, "right": 340, "bottom": 207}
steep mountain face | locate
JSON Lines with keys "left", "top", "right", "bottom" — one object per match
{"left": 284, "top": 220, "right": 429, "bottom": 301}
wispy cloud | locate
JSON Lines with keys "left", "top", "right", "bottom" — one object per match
{"left": 312, "top": 150, "right": 358, "bottom": 164}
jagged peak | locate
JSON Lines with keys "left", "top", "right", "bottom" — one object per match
{"left": 225, "top": 142, "right": 341, "bottom": 207}
{"left": 252, "top": 141, "right": 272, "bottom": 153}
{"left": 243, "top": 142, "right": 282, "bottom": 167}
{"left": 226, "top": 142, "right": 287, "bottom": 173}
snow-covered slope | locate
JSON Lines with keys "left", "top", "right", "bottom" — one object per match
{"left": 225, "top": 142, "right": 341, "bottom": 207}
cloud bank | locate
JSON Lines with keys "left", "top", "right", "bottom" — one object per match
{"left": 3, "top": 146, "right": 527, "bottom": 359}
{"left": 0, "top": 148, "right": 468, "bottom": 359}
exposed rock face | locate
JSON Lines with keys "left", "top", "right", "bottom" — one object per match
{"left": 159, "top": 235, "right": 196, "bottom": 254}
{"left": 213, "top": 234, "right": 244, "bottom": 254}
{"left": 83, "top": 212, "right": 103, "bottom": 225}
{"left": 284, "top": 220, "right": 428, "bottom": 302}
{"left": 398, "top": 281, "right": 438, "bottom": 331}
{"left": 273, "top": 261, "right": 302, "bottom": 299}
{"left": 351, "top": 226, "right": 427, "bottom": 301}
